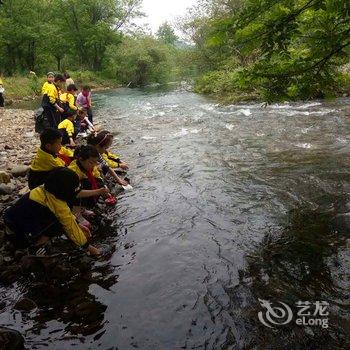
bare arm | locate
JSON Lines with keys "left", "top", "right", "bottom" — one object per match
{"left": 76, "top": 188, "right": 109, "bottom": 198}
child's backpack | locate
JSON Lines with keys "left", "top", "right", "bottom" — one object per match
{"left": 34, "top": 107, "right": 49, "bottom": 133}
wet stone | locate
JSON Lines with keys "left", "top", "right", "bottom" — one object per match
{"left": 77, "top": 256, "right": 93, "bottom": 272}
{"left": 52, "top": 265, "right": 79, "bottom": 280}
{"left": 14, "top": 298, "right": 37, "bottom": 312}
{"left": 20, "top": 256, "right": 44, "bottom": 274}
{"left": 330, "top": 213, "right": 350, "bottom": 237}
{"left": 14, "top": 250, "right": 26, "bottom": 261}
{"left": 0, "top": 327, "right": 24, "bottom": 350}
{"left": 0, "top": 265, "right": 21, "bottom": 285}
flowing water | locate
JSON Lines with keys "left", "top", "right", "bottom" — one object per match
{"left": 1, "top": 87, "right": 350, "bottom": 349}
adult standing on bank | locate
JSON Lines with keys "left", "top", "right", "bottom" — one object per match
{"left": 77, "top": 86, "right": 93, "bottom": 124}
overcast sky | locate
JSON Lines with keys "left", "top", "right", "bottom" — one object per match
{"left": 138, "top": 0, "right": 198, "bottom": 33}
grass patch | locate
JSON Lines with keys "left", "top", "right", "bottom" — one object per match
{"left": 1, "top": 71, "right": 120, "bottom": 101}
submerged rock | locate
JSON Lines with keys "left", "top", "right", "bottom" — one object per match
{"left": 14, "top": 298, "right": 37, "bottom": 312}
{"left": 0, "top": 327, "right": 24, "bottom": 350}
{"left": 52, "top": 265, "right": 79, "bottom": 281}
{"left": 0, "top": 265, "right": 21, "bottom": 285}
{"left": 19, "top": 256, "right": 44, "bottom": 274}
{"left": 330, "top": 213, "right": 350, "bottom": 237}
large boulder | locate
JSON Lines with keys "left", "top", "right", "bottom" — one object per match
{"left": 0, "top": 327, "right": 24, "bottom": 350}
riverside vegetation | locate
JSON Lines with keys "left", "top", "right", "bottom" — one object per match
{"left": 0, "top": 0, "right": 196, "bottom": 101}
{"left": 182, "top": 0, "right": 350, "bottom": 102}
{"left": 2, "top": 1, "right": 348, "bottom": 103}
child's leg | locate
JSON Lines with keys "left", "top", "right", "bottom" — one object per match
{"left": 0, "top": 93, "right": 4, "bottom": 108}
{"left": 87, "top": 108, "right": 93, "bottom": 123}
{"left": 44, "top": 107, "right": 59, "bottom": 128}
{"left": 75, "top": 118, "right": 81, "bottom": 134}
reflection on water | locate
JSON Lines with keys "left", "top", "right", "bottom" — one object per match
{"left": 1, "top": 86, "right": 349, "bottom": 349}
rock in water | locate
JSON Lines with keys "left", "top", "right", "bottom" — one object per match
{"left": 330, "top": 213, "right": 350, "bottom": 237}
{"left": 0, "top": 171, "right": 11, "bottom": 184}
{"left": 0, "top": 327, "right": 24, "bottom": 350}
{"left": 10, "top": 166, "right": 29, "bottom": 178}
{"left": 14, "top": 298, "right": 37, "bottom": 312}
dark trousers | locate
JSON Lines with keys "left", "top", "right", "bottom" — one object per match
{"left": 86, "top": 108, "right": 93, "bottom": 124}
{"left": 3, "top": 194, "right": 62, "bottom": 249}
{"left": 0, "top": 93, "right": 4, "bottom": 107}
{"left": 43, "top": 107, "right": 61, "bottom": 128}
{"left": 74, "top": 119, "right": 81, "bottom": 134}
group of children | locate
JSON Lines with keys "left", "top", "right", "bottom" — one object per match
{"left": 3, "top": 72, "right": 130, "bottom": 257}
{"left": 41, "top": 72, "right": 94, "bottom": 138}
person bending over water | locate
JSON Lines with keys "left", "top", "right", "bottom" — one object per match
{"left": 3, "top": 168, "right": 100, "bottom": 256}
{"left": 87, "top": 131, "right": 129, "bottom": 187}
{"left": 69, "top": 145, "right": 109, "bottom": 209}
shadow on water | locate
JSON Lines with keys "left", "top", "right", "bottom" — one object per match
{"left": 238, "top": 205, "right": 350, "bottom": 349}
{"left": 0, "top": 213, "right": 120, "bottom": 349}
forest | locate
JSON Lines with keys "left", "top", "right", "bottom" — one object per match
{"left": 184, "top": 0, "right": 350, "bottom": 101}
{"left": 0, "top": 0, "right": 349, "bottom": 101}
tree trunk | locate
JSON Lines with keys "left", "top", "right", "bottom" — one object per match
{"left": 55, "top": 56, "right": 62, "bottom": 71}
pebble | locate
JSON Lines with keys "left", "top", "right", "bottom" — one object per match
{"left": 0, "top": 171, "right": 11, "bottom": 184}
{"left": 0, "top": 195, "right": 11, "bottom": 202}
{"left": 0, "top": 183, "right": 15, "bottom": 195}
{"left": 11, "top": 165, "right": 29, "bottom": 178}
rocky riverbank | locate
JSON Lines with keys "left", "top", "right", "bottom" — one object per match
{"left": 0, "top": 109, "right": 37, "bottom": 197}
{"left": 0, "top": 108, "right": 114, "bottom": 349}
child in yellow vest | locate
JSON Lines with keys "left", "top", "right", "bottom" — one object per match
{"left": 58, "top": 110, "right": 77, "bottom": 147}
{"left": 28, "top": 128, "right": 65, "bottom": 190}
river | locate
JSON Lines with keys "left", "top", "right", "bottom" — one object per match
{"left": 1, "top": 86, "right": 349, "bottom": 349}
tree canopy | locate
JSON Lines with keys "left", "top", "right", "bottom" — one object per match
{"left": 0, "top": 0, "right": 142, "bottom": 74}
{"left": 156, "top": 22, "right": 178, "bottom": 45}
{"left": 184, "top": 0, "right": 350, "bottom": 101}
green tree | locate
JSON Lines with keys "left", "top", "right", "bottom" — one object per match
{"left": 0, "top": 0, "right": 143, "bottom": 74}
{"left": 184, "top": 0, "right": 350, "bottom": 101}
{"left": 156, "top": 22, "right": 178, "bottom": 45}
{"left": 104, "top": 36, "right": 173, "bottom": 86}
